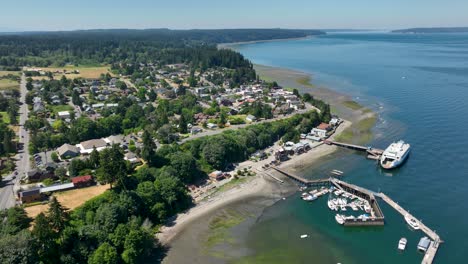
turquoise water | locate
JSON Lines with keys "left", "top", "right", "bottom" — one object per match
{"left": 234, "top": 33, "right": 468, "bottom": 263}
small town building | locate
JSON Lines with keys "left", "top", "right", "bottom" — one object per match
{"left": 18, "top": 188, "right": 42, "bottom": 204}
{"left": 330, "top": 117, "right": 342, "bottom": 127}
{"left": 209, "top": 171, "right": 226, "bottom": 181}
{"left": 57, "top": 111, "right": 71, "bottom": 119}
{"left": 71, "top": 175, "right": 94, "bottom": 188}
{"left": 310, "top": 123, "right": 333, "bottom": 139}
{"left": 27, "top": 169, "right": 55, "bottom": 182}
{"left": 57, "top": 143, "right": 80, "bottom": 159}
{"left": 76, "top": 139, "right": 108, "bottom": 154}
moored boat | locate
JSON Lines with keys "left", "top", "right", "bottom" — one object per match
{"left": 404, "top": 214, "right": 420, "bottom": 230}
{"left": 398, "top": 237, "right": 407, "bottom": 250}
{"left": 335, "top": 214, "right": 345, "bottom": 225}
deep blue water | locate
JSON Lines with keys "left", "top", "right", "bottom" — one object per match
{"left": 234, "top": 32, "right": 468, "bottom": 263}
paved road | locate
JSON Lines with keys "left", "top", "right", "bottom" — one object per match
{"left": 0, "top": 74, "right": 30, "bottom": 210}
{"left": 180, "top": 103, "right": 319, "bottom": 144}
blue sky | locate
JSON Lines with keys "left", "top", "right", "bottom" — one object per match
{"left": 2, "top": 0, "right": 468, "bottom": 31}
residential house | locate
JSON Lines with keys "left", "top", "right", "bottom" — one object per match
{"left": 57, "top": 111, "right": 70, "bottom": 119}
{"left": 310, "top": 123, "right": 333, "bottom": 139}
{"left": 71, "top": 175, "right": 94, "bottom": 188}
{"left": 57, "top": 143, "right": 80, "bottom": 159}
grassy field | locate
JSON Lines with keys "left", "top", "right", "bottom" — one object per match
{"left": 31, "top": 65, "right": 112, "bottom": 80}
{"left": 0, "top": 79, "right": 19, "bottom": 90}
{"left": 24, "top": 184, "right": 110, "bottom": 218}
{"left": 50, "top": 105, "right": 74, "bottom": 114}
{"left": 0, "top": 71, "right": 20, "bottom": 77}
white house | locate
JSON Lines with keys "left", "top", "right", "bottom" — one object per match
{"left": 310, "top": 123, "right": 332, "bottom": 139}
{"left": 57, "top": 111, "right": 70, "bottom": 119}
{"left": 76, "top": 139, "right": 108, "bottom": 154}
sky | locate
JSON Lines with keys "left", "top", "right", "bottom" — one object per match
{"left": 1, "top": 0, "right": 468, "bottom": 31}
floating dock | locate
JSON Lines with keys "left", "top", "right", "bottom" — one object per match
{"left": 377, "top": 193, "right": 442, "bottom": 264}
{"left": 272, "top": 167, "right": 442, "bottom": 264}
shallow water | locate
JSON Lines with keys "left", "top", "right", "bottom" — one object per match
{"left": 231, "top": 32, "right": 468, "bottom": 263}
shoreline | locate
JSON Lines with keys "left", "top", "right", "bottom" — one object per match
{"left": 217, "top": 36, "right": 313, "bottom": 49}
{"left": 159, "top": 49, "right": 378, "bottom": 259}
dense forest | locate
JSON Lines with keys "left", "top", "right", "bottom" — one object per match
{"left": 0, "top": 29, "right": 324, "bottom": 69}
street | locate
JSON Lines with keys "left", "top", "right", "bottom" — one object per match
{"left": 0, "top": 74, "right": 31, "bottom": 210}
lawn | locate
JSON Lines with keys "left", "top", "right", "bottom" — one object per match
{"left": 24, "top": 184, "right": 110, "bottom": 218}
{"left": 50, "top": 105, "right": 74, "bottom": 114}
{"left": 0, "top": 71, "right": 20, "bottom": 77}
{"left": 31, "top": 65, "right": 113, "bottom": 80}
{"left": 0, "top": 112, "right": 11, "bottom": 124}
{"left": 0, "top": 79, "right": 19, "bottom": 90}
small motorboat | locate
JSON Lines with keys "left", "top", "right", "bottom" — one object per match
{"left": 398, "top": 237, "right": 407, "bottom": 250}
{"left": 300, "top": 234, "right": 308, "bottom": 239}
{"left": 404, "top": 214, "right": 420, "bottom": 230}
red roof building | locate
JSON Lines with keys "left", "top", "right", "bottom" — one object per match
{"left": 71, "top": 175, "right": 94, "bottom": 188}
{"left": 317, "top": 123, "right": 331, "bottom": 131}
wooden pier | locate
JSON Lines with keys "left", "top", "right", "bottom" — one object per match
{"left": 271, "top": 167, "right": 330, "bottom": 187}
{"left": 377, "top": 193, "right": 442, "bottom": 264}
{"left": 325, "top": 140, "right": 384, "bottom": 159}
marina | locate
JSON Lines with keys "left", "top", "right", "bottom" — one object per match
{"left": 272, "top": 167, "right": 442, "bottom": 263}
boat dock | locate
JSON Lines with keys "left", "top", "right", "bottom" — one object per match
{"left": 271, "top": 167, "right": 330, "bottom": 187}
{"left": 377, "top": 193, "right": 442, "bottom": 264}
{"left": 324, "top": 140, "right": 384, "bottom": 159}
{"left": 273, "top": 167, "right": 442, "bottom": 263}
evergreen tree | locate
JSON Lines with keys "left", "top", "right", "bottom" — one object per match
{"left": 47, "top": 197, "right": 69, "bottom": 234}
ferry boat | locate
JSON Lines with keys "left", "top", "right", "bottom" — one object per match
{"left": 398, "top": 237, "right": 407, "bottom": 250}
{"left": 380, "top": 140, "right": 411, "bottom": 169}
{"left": 404, "top": 214, "right": 420, "bottom": 230}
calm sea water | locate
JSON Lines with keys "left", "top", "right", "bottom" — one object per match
{"left": 233, "top": 32, "right": 468, "bottom": 263}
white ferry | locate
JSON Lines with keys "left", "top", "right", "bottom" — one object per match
{"left": 380, "top": 140, "right": 411, "bottom": 169}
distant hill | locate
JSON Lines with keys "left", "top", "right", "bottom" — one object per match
{"left": 0, "top": 28, "right": 325, "bottom": 43}
{"left": 392, "top": 27, "right": 468, "bottom": 33}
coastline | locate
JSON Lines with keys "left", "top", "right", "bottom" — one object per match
{"left": 217, "top": 36, "right": 313, "bottom": 50}
{"left": 160, "top": 48, "right": 378, "bottom": 261}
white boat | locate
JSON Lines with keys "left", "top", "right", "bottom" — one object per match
{"left": 300, "top": 234, "right": 308, "bottom": 239}
{"left": 335, "top": 214, "right": 345, "bottom": 225}
{"left": 350, "top": 204, "right": 358, "bottom": 211}
{"left": 398, "top": 237, "right": 407, "bottom": 250}
{"left": 404, "top": 214, "right": 420, "bottom": 230}
{"left": 340, "top": 205, "right": 347, "bottom": 211}
{"left": 380, "top": 140, "right": 411, "bottom": 169}
{"left": 302, "top": 194, "right": 317, "bottom": 201}
{"left": 327, "top": 200, "right": 337, "bottom": 211}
